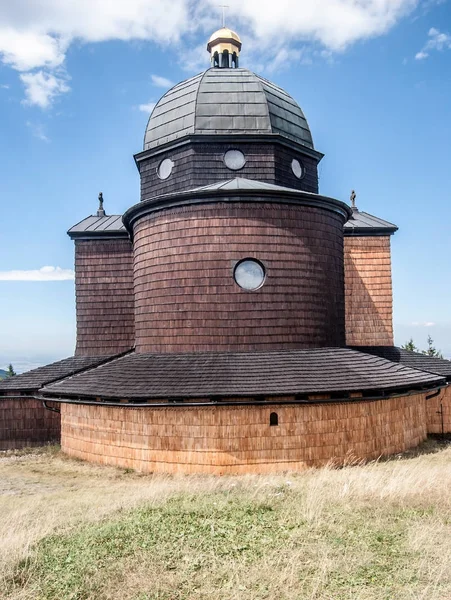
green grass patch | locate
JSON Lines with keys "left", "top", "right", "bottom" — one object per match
{"left": 5, "top": 486, "right": 448, "bottom": 600}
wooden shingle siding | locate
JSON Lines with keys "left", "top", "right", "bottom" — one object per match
{"left": 60, "top": 393, "right": 428, "bottom": 474}
{"left": 133, "top": 202, "right": 345, "bottom": 353}
{"left": 75, "top": 239, "right": 135, "bottom": 356}
{"left": 139, "top": 142, "right": 319, "bottom": 201}
{"left": 274, "top": 144, "right": 318, "bottom": 193}
{"left": 344, "top": 236, "right": 394, "bottom": 346}
{"left": 0, "top": 398, "right": 60, "bottom": 450}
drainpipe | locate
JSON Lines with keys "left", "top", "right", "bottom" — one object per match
{"left": 42, "top": 400, "right": 61, "bottom": 414}
{"left": 426, "top": 389, "right": 445, "bottom": 440}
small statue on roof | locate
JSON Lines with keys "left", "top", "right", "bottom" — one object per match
{"left": 350, "top": 190, "right": 358, "bottom": 212}
{"left": 97, "top": 192, "right": 106, "bottom": 217}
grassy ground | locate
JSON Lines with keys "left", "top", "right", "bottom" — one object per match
{"left": 1, "top": 441, "right": 451, "bottom": 600}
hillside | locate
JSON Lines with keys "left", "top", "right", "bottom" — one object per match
{"left": 1, "top": 441, "right": 451, "bottom": 600}
{"left": 0, "top": 369, "right": 7, "bottom": 379}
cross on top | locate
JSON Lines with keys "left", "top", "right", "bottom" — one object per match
{"left": 219, "top": 4, "right": 229, "bottom": 27}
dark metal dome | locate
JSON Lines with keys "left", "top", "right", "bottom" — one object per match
{"left": 144, "top": 68, "right": 314, "bottom": 151}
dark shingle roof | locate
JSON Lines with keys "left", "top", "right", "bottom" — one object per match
{"left": 344, "top": 210, "right": 398, "bottom": 236}
{"left": 354, "top": 347, "right": 451, "bottom": 381}
{"left": 144, "top": 68, "right": 314, "bottom": 151}
{"left": 41, "top": 348, "right": 443, "bottom": 401}
{"left": 68, "top": 215, "right": 127, "bottom": 239}
{"left": 0, "top": 354, "right": 124, "bottom": 394}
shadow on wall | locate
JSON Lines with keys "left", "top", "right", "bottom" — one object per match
{"left": 345, "top": 248, "right": 393, "bottom": 347}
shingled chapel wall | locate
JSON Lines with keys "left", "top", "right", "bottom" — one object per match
{"left": 61, "top": 393, "right": 428, "bottom": 474}
{"left": 133, "top": 202, "right": 346, "bottom": 353}
{"left": 74, "top": 239, "right": 135, "bottom": 356}
{"left": 344, "top": 236, "right": 394, "bottom": 346}
{"left": 0, "top": 398, "right": 60, "bottom": 450}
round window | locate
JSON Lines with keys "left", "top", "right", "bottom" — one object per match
{"left": 291, "top": 158, "right": 304, "bottom": 179}
{"left": 157, "top": 158, "right": 174, "bottom": 180}
{"left": 234, "top": 259, "right": 266, "bottom": 291}
{"left": 224, "top": 149, "right": 246, "bottom": 171}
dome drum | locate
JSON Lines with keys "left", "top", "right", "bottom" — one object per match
{"left": 137, "top": 140, "right": 320, "bottom": 201}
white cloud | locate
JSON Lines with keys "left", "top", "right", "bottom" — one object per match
{"left": 139, "top": 102, "right": 156, "bottom": 113}
{"left": 151, "top": 75, "right": 174, "bottom": 88}
{"left": 0, "top": 29, "right": 67, "bottom": 72}
{"left": 26, "top": 121, "right": 50, "bottom": 142}
{"left": 208, "top": 0, "right": 419, "bottom": 51}
{"left": 0, "top": 0, "right": 189, "bottom": 108}
{"left": 180, "top": 42, "right": 210, "bottom": 73}
{"left": 1, "top": 84, "right": 10, "bottom": 89}
{"left": 0, "top": 266, "right": 75, "bottom": 281}
{"left": 265, "top": 48, "right": 304, "bottom": 73}
{"left": 0, "top": 0, "right": 426, "bottom": 107}
{"left": 415, "top": 50, "right": 429, "bottom": 60}
{"left": 20, "top": 70, "right": 70, "bottom": 108}
{"left": 415, "top": 27, "right": 451, "bottom": 60}
{"left": 411, "top": 321, "right": 436, "bottom": 327}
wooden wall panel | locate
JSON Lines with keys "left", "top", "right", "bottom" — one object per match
{"left": 426, "top": 385, "right": 451, "bottom": 434}
{"left": 75, "top": 240, "right": 135, "bottom": 356}
{"left": 61, "top": 394, "right": 428, "bottom": 474}
{"left": 344, "top": 236, "right": 394, "bottom": 346}
{"left": 0, "top": 398, "right": 60, "bottom": 450}
{"left": 139, "top": 142, "right": 319, "bottom": 201}
{"left": 133, "top": 203, "right": 346, "bottom": 353}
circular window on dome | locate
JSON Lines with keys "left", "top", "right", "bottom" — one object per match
{"left": 291, "top": 158, "right": 305, "bottom": 179}
{"left": 224, "top": 149, "right": 246, "bottom": 171}
{"left": 157, "top": 158, "right": 174, "bottom": 180}
{"left": 234, "top": 258, "right": 266, "bottom": 291}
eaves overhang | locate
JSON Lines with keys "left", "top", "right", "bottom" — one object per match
{"left": 37, "top": 348, "right": 446, "bottom": 403}
{"left": 68, "top": 231, "right": 130, "bottom": 241}
{"left": 344, "top": 227, "right": 399, "bottom": 237}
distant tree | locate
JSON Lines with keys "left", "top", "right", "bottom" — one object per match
{"left": 402, "top": 338, "right": 419, "bottom": 352}
{"left": 402, "top": 336, "right": 443, "bottom": 358}
{"left": 6, "top": 364, "right": 16, "bottom": 377}
{"left": 422, "top": 335, "right": 443, "bottom": 359}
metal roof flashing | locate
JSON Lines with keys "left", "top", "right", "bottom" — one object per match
{"left": 67, "top": 215, "right": 128, "bottom": 240}
{"left": 344, "top": 210, "right": 398, "bottom": 236}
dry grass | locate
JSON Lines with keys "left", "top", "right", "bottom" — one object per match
{"left": 1, "top": 441, "right": 451, "bottom": 600}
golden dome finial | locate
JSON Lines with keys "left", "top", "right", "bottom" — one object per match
{"left": 207, "top": 24, "right": 242, "bottom": 68}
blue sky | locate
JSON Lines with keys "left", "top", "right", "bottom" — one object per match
{"left": 0, "top": 0, "right": 450, "bottom": 371}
